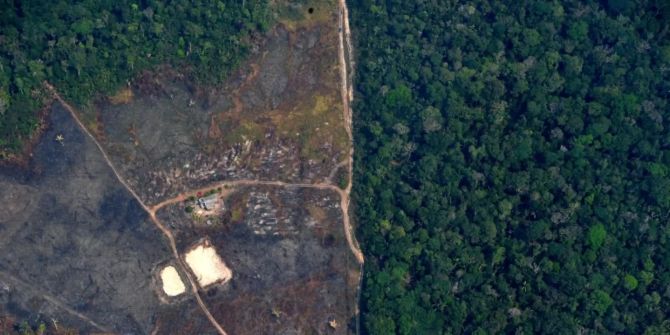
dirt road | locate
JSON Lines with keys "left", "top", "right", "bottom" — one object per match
{"left": 39, "top": 1, "right": 361, "bottom": 333}
{"left": 45, "top": 83, "right": 229, "bottom": 335}
{"left": 336, "top": 0, "right": 363, "bottom": 264}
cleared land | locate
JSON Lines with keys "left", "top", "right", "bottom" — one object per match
{"left": 160, "top": 266, "right": 186, "bottom": 297}
{"left": 0, "top": 104, "right": 215, "bottom": 334}
{"left": 0, "top": 0, "right": 359, "bottom": 333}
{"left": 155, "top": 185, "right": 360, "bottom": 334}
{"left": 184, "top": 243, "right": 232, "bottom": 288}
{"left": 80, "top": 1, "right": 349, "bottom": 206}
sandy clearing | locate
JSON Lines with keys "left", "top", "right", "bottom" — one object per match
{"left": 184, "top": 243, "right": 232, "bottom": 288}
{"left": 160, "top": 266, "right": 186, "bottom": 296}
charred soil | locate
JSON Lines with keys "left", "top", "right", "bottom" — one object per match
{"left": 0, "top": 1, "right": 359, "bottom": 333}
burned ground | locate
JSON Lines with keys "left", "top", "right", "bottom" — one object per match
{"left": 155, "top": 185, "right": 359, "bottom": 334}
{"left": 0, "top": 104, "right": 214, "bottom": 334}
{"left": 0, "top": 0, "right": 358, "bottom": 333}
{"left": 86, "top": 0, "right": 347, "bottom": 205}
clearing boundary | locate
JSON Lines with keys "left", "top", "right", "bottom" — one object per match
{"left": 39, "top": 1, "right": 360, "bottom": 333}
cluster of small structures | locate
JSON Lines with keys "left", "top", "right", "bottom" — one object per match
{"left": 150, "top": 183, "right": 358, "bottom": 333}
{"left": 183, "top": 190, "right": 226, "bottom": 226}
{"left": 156, "top": 189, "right": 235, "bottom": 298}
{"left": 196, "top": 193, "right": 222, "bottom": 212}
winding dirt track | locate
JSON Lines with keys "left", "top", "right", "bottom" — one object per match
{"left": 148, "top": 178, "right": 364, "bottom": 265}
{"left": 40, "top": 1, "right": 360, "bottom": 333}
{"left": 45, "top": 83, "right": 229, "bottom": 335}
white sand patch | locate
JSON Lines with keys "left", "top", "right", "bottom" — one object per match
{"left": 160, "top": 266, "right": 186, "bottom": 296}
{"left": 184, "top": 243, "right": 232, "bottom": 287}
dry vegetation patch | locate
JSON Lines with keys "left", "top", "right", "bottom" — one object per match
{"left": 107, "top": 87, "right": 134, "bottom": 105}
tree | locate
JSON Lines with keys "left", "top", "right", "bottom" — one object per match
{"left": 588, "top": 223, "right": 607, "bottom": 250}
{"left": 624, "top": 274, "right": 639, "bottom": 291}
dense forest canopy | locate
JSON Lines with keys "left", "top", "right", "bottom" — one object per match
{"left": 0, "top": 0, "right": 270, "bottom": 152}
{"left": 351, "top": 0, "right": 670, "bottom": 333}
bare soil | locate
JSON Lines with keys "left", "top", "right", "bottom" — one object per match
{"left": 184, "top": 242, "right": 232, "bottom": 288}
{"left": 159, "top": 266, "right": 186, "bottom": 297}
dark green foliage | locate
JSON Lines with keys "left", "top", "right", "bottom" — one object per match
{"left": 624, "top": 274, "right": 639, "bottom": 291}
{"left": 588, "top": 223, "right": 607, "bottom": 250}
{"left": 16, "top": 320, "right": 46, "bottom": 335}
{"left": 0, "top": 0, "right": 270, "bottom": 152}
{"left": 351, "top": 0, "right": 670, "bottom": 333}
{"left": 337, "top": 173, "right": 348, "bottom": 190}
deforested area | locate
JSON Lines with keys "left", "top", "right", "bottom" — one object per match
{"left": 0, "top": 0, "right": 270, "bottom": 155}
{"left": 0, "top": 0, "right": 360, "bottom": 333}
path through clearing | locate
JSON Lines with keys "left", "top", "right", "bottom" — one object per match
{"left": 45, "top": 83, "right": 229, "bottom": 335}
{"left": 39, "top": 1, "right": 361, "bottom": 333}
